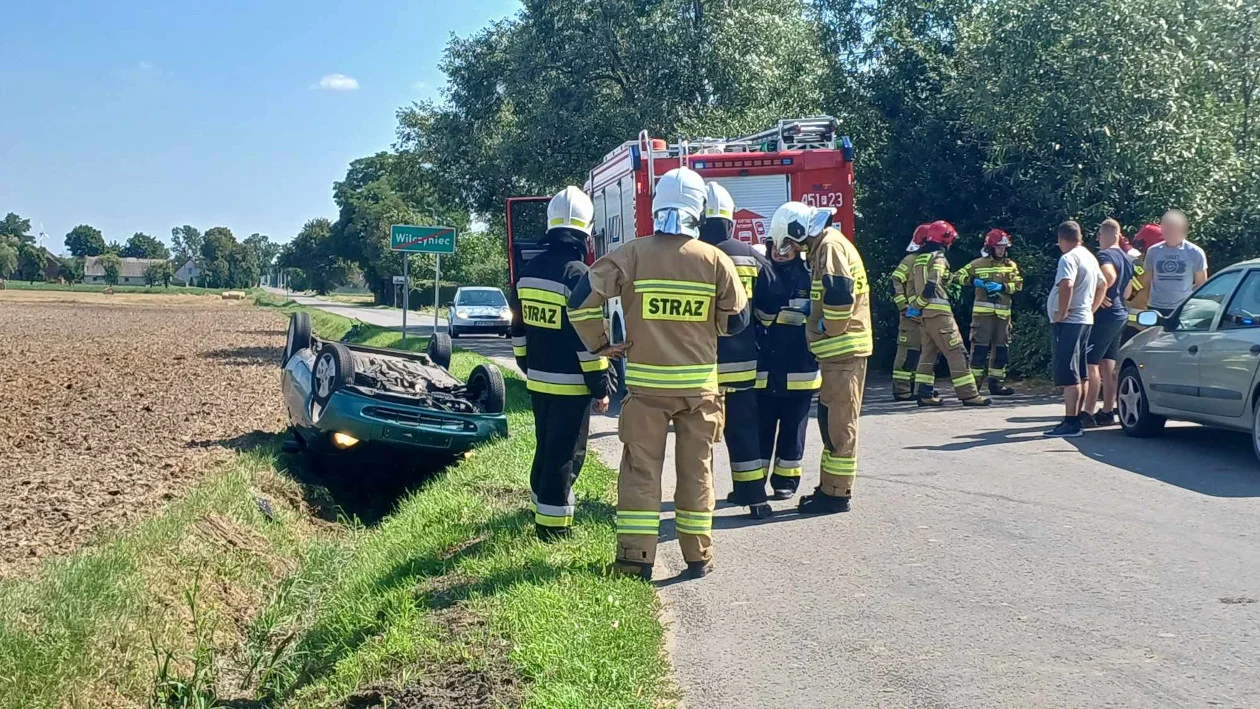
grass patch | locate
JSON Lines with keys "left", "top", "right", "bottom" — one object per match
{"left": 0, "top": 302, "right": 672, "bottom": 707}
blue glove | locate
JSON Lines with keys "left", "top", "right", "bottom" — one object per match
{"left": 984, "top": 281, "right": 1004, "bottom": 294}
{"left": 906, "top": 307, "right": 922, "bottom": 318}
{"left": 817, "top": 319, "right": 826, "bottom": 333}
{"left": 973, "top": 278, "right": 986, "bottom": 289}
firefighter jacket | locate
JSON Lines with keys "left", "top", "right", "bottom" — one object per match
{"left": 908, "top": 244, "right": 955, "bottom": 319}
{"left": 568, "top": 233, "right": 749, "bottom": 397}
{"left": 805, "top": 227, "right": 873, "bottom": 362}
{"left": 509, "top": 235, "right": 609, "bottom": 398}
{"left": 700, "top": 230, "right": 773, "bottom": 390}
{"left": 1126, "top": 256, "right": 1150, "bottom": 322}
{"left": 891, "top": 252, "right": 919, "bottom": 314}
{"left": 753, "top": 256, "right": 820, "bottom": 394}
{"left": 955, "top": 256, "right": 1023, "bottom": 319}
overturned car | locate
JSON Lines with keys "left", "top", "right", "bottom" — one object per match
{"left": 280, "top": 312, "right": 508, "bottom": 457}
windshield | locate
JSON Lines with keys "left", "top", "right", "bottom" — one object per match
{"left": 458, "top": 290, "right": 507, "bottom": 307}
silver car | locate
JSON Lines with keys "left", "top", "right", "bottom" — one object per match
{"left": 447, "top": 286, "right": 512, "bottom": 338}
{"left": 1117, "top": 258, "right": 1260, "bottom": 461}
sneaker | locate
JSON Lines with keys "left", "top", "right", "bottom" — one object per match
{"left": 1093, "top": 410, "right": 1116, "bottom": 427}
{"left": 686, "top": 559, "right": 715, "bottom": 579}
{"left": 1079, "top": 411, "right": 1097, "bottom": 429}
{"left": 1045, "top": 419, "right": 1083, "bottom": 438}
{"left": 917, "top": 395, "right": 945, "bottom": 407}
{"left": 961, "top": 395, "right": 992, "bottom": 407}
{"left": 988, "top": 380, "right": 1015, "bottom": 396}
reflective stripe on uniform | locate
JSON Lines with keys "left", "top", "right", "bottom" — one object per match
{"left": 809, "top": 331, "right": 873, "bottom": 359}
{"left": 952, "top": 373, "right": 976, "bottom": 389}
{"left": 674, "top": 509, "right": 713, "bottom": 536}
{"left": 616, "top": 510, "right": 660, "bottom": 536}
{"left": 526, "top": 369, "right": 589, "bottom": 395}
{"left": 518, "top": 276, "right": 570, "bottom": 297}
{"left": 513, "top": 345, "right": 528, "bottom": 357}
{"left": 786, "top": 371, "right": 822, "bottom": 390}
{"left": 513, "top": 335, "right": 528, "bottom": 357}
{"left": 517, "top": 287, "right": 568, "bottom": 306}
{"left": 568, "top": 306, "right": 604, "bottom": 322}
{"left": 775, "top": 310, "right": 807, "bottom": 326}
{"left": 576, "top": 350, "right": 610, "bottom": 372}
{"left": 823, "top": 305, "right": 853, "bottom": 321}
{"left": 731, "top": 458, "right": 767, "bottom": 482}
{"left": 820, "top": 452, "right": 856, "bottom": 477}
{"left": 971, "top": 368, "right": 986, "bottom": 380}
{"left": 633, "top": 279, "right": 716, "bottom": 295}
{"left": 990, "top": 368, "right": 1006, "bottom": 379}
{"left": 892, "top": 370, "right": 913, "bottom": 381}
{"left": 531, "top": 494, "right": 575, "bottom": 528}
{"left": 625, "top": 362, "right": 718, "bottom": 390}
{"left": 755, "top": 371, "right": 769, "bottom": 389}
{"left": 772, "top": 459, "right": 803, "bottom": 478}
{"left": 717, "top": 359, "right": 757, "bottom": 385}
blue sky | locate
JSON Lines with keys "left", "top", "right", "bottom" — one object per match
{"left": 1, "top": 0, "right": 520, "bottom": 253}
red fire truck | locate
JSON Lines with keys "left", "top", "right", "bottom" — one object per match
{"left": 506, "top": 117, "right": 857, "bottom": 385}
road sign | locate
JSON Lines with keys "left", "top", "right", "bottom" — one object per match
{"left": 390, "top": 225, "right": 457, "bottom": 254}
{"left": 392, "top": 275, "right": 406, "bottom": 285}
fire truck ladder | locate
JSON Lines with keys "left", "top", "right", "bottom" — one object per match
{"left": 671, "top": 116, "right": 840, "bottom": 156}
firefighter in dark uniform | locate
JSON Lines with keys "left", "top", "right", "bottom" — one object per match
{"left": 700, "top": 182, "right": 775, "bottom": 519}
{"left": 753, "top": 235, "right": 818, "bottom": 501}
{"left": 509, "top": 186, "right": 610, "bottom": 541}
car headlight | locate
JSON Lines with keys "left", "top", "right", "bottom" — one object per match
{"left": 456, "top": 310, "right": 469, "bottom": 319}
{"left": 500, "top": 308, "right": 512, "bottom": 321}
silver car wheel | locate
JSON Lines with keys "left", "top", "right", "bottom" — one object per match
{"left": 1118, "top": 374, "right": 1143, "bottom": 428}
{"left": 314, "top": 353, "right": 335, "bottom": 398}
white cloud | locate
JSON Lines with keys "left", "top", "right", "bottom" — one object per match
{"left": 317, "top": 73, "right": 359, "bottom": 91}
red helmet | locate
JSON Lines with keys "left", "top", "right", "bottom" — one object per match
{"left": 1119, "top": 236, "right": 1134, "bottom": 252}
{"left": 907, "top": 223, "right": 931, "bottom": 251}
{"left": 1132, "top": 223, "right": 1163, "bottom": 251}
{"left": 984, "top": 228, "right": 1012, "bottom": 250}
{"left": 924, "top": 220, "right": 958, "bottom": 246}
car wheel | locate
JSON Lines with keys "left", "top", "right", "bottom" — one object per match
{"left": 311, "top": 343, "right": 354, "bottom": 408}
{"left": 1118, "top": 366, "right": 1166, "bottom": 438}
{"left": 1252, "top": 397, "right": 1260, "bottom": 465}
{"left": 469, "top": 363, "right": 507, "bottom": 414}
{"left": 428, "top": 332, "right": 453, "bottom": 369}
{"left": 283, "top": 312, "right": 311, "bottom": 367}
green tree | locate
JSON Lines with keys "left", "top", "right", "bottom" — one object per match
{"left": 143, "top": 261, "right": 173, "bottom": 287}
{"left": 0, "top": 213, "right": 33, "bottom": 245}
{"left": 0, "top": 243, "right": 17, "bottom": 279}
{"left": 98, "top": 252, "right": 122, "bottom": 286}
{"left": 243, "top": 232, "right": 281, "bottom": 279}
{"left": 170, "top": 225, "right": 203, "bottom": 284}
{"left": 278, "top": 218, "right": 357, "bottom": 294}
{"left": 64, "top": 224, "right": 107, "bottom": 257}
{"left": 17, "top": 244, "right": 45, "bottom": 282}
{"left": 120, "top": 232, "right": 171, "bottom": 260}
{"left": 200, "top": 227, "right": 237, "bottom": 288}
{"left": 58, "top": 256, "right": 84, "bottom": 283}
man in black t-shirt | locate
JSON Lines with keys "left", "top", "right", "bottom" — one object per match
{"left": 1082, "top": 219, "right": 1135, "bottom": 427}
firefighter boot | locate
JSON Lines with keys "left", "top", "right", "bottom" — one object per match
{"left": 962, "top": 395, "right": 992, "bottom": 407}
{"left": 916, "top": 382, "right": 944, "bottom": 407}
{"left": 724, "top": 491, "right": 774, "bottom": 519}
{"left": 798, "top": 487, "right": 851, "bottom": 515}
{"left": 536, "top": 524, "right": 572, "bottom": 543}
{"left": 687, "top": 559, "right": 716, "bottom": 579}
{"left": 989, "top": 379, "right": 1014, "bottom": 396}
{"left": 610, "top": 561, "right": 653, "bottom": 582}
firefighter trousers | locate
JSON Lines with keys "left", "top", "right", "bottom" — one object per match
{"left": 529, "top": 392, "right": 592, "bottom": 530}
{"left": 757, "top": 392, "right": 813, "bottom": 494}
{"left": 892, "top": 314, "right": 922, "bottom": 396}
{"left": 817, "top": 358, "right": 867, "bottom": 498}
{"left": 723, "top": 388, "right": 767, "bottom": 504}
{"left": 916, "top": 315, "right": 979, "bottom": 400}
{"left": 969, "top": 314, "right": 1011, "bottom": 383}
{"left": 615, "top": 393, "right": 723, "bottom": 567}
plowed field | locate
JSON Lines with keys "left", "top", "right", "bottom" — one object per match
{"left": 0, "top": 291, "right": 286, "bottom": 578}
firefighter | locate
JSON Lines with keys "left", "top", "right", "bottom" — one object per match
{"left": 509, "top": 186, "right": 611, "bottom": 541}
{"left": 699, "top": 182, "right": 773, "bottom": 518}
{"left": 890, "top": 225, "right": 930, "bottom": 401}
{"left": 955, "top": 229, "right": 1023, "bottom": 396}
{"left": 753, "top": 232, "right": 818, "bottom": 500}
{"left": 568, "top": 168, "right": 749, "bottom": 581}
{"left": 909, "top": 221, "right": 992, "bottom": 407}
{"left": 766, "top": 202, "right": 868, "bottom": 514}
{"left": 1123, "top": 223, "right": 1162, "bottom": 340}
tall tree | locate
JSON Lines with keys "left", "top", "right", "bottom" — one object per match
{"left": 0, "top": 213, "right": 33, "bottom": 245}
{"left": 278, "top": 218, "right": 357, "bottom": 294}
{"left": 243, "top": 232, "right": 281, "bottom": 277}
{"left": 98, "top": 252, "right": 122, "bottom": 286}
{"left": 0, "top": 243, "right": 17, "bottom": 279}
{"left": 65, "top": 225, "right": 107, "bottom": 257}
{"left": 200, "top": 227, "right": 237, "bottom": 288}
{"left": 120, "top": 232, "right": 171, "bottom": 260}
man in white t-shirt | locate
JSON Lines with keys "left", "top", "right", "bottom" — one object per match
{"left": 1045, "top": 221, "right": 1106, "bottom": 438}
{"left": 1143, "top": 209, "right": 1208, "bottom": 315}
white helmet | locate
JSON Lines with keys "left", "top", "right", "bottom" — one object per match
{"left": 704, "top": 182, "right": 735, "bottom": 223}
{"left": 652, "top": 168, "right": 706, "bottom": 237}
{"left": 546, "top": 186, "right": 594, "bottom": 236}
{"left": 769, "top": 201, "right": 836, "bottom": 255}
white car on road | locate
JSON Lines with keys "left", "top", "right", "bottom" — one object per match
{"left": 447, "top": 286, "right": 512, "bottom": 338}
{"left": 1117, "top": 258, "right": 1260, "bottom": 461}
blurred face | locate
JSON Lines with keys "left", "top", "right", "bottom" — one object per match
{"left": 992, "top": 245, "right": 1007, "bottom": 259}
{"left": 1097, "top": 229, "right": 1119, "bottom": 250}
{"left": 771, "top": 240, "right": 800, "bottom": 262}
{"left": 1161, "top": 212, "right": 1189, "bottom": 246}
{"left": 1058, "top": 237, "right": 1075, "bottom": 254}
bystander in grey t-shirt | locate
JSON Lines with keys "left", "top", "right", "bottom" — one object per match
{"left": 1046, "top": 245, "right": 1103, "bottom": 324}
{"left": 1144, "top": 241, "right": 1208, "bottom": 310}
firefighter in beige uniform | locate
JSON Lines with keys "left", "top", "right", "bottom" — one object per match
{"left": 890, "top": 224, "right": 930, "bottom": 401}
{"left": 910, "top": 221, "right": 991, "bottom": 407}
{"left": 767, "top": 202, "right": 868, "bottom": 514}
{"left": 569, "top": 168, "right": 749, "bottom": 581}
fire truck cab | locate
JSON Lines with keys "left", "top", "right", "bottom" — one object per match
{"left": 505, "top": 116, "right": 857, "bottom": 379}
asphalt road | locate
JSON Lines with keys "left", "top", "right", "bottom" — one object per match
{"left": 297, "top": 295, "right": 1260, "bottom": 708}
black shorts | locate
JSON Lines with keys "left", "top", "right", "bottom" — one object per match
{"left": 1087, "top": 317, "right": 1127, "bottom": 364}
{"left": 1052, "top": 322, "right": 1091, "bottom": 386}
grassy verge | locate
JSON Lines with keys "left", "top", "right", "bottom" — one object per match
{"left": 0, "top": 302, "right": 672, "bottom": 707}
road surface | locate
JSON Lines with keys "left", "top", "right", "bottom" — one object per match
{"left": 296, "top": 295, "right": 1260, "bottom": 709}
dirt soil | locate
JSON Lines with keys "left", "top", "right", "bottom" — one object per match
{"left": 0, "top": 291, "right": 287, "bottom": 578}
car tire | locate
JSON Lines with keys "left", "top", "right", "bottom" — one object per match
{"left": 283, "top": 312, "right": 312, "bottom": 367}
{"left": 1118, "top": 366, "right": 1166, "bottom": 438}
{"left": 450, "top": 325, "right": 460, "bottom": 339}
{"left": 1252, "top": 396, "right": 1260, "bottom": 465}
{"left": 469, "top": 363, "right": 507, "bottom": 415}
{"left": 428, "top": 332, "right": 453, "bottom": 369}
{"left": 311, "top": 342, "right": 354, "bottom": 408}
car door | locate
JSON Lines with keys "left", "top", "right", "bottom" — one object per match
{"left": 1141, "top": 270, "right": 1242, "bottom": 413}
{"left": 1197, "top": 268, "right": 1260, "bottom": 419}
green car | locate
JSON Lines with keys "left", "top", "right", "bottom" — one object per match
{"left": 280, "top": 312, "right": 508, "bottom": 457}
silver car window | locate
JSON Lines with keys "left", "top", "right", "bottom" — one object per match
{"left": 1173, "top": 271, "right": 1242, "bottom": 332}
{"left": 1221, "top": 270, "right": 1260, "bottom": 329}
